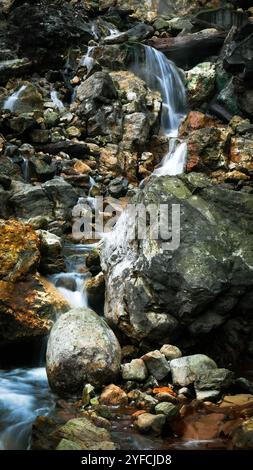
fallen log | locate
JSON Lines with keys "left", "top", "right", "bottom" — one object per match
{"left": 34, "top": 141, "right": 100, "bottom": 158}
{"left": 147, "top": 30, "right": 227, "bottom": 67}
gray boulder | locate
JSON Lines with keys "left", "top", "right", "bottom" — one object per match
{"left": 170, "top": 354, "right": 217, "bottom": 387}
{"left": 46, "top": 308, "right": 121, "bottom": 395}
{"left": 101, "top": 173, "right": 253, "bottom": 360}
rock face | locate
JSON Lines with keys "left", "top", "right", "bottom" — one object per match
{"left": 186, "top": 62, "right": 216, "bottom": 106}
{"left": 101, "top": 173, "right": 253, "bottom": 361}
{"left": 0, "top": 275, "right": 69, "bottom": 343}
{"left": 0, "top": 219, "right": 69, "bottom": 343}
{"left": 0, "top": 219, "right": 40, "bottom": 282}
{"left": 46, "top": 308, "right": 121, "bottom": 395}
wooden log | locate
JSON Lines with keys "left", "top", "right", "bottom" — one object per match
{"left": 147, "top": 30, "right": 227, "bottom": 66}
{"left": 34, "top": 141, "right": 99, "bottom": 158}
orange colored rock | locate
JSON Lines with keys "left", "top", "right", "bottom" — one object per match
{"left": 0, "top": 274, "right": 69, "bottom": 342}
{"left": 73, "top": 160, "right": 92, "bottom": 174}
{"left": 153, "top": 387, "right": 177, "bottom": 397}
{"left": 0, "top": 219, "right": 40, "bottom": 282}
{"left": 132, "top": 410, "right": 147, "bottom": 418}
{"left": 180, "top": 111, "right": 220, "bottom": 136}
{"left": 100, "top": 384, "right": 128, "bottom": 406}
{"left": 230, "top": 137, "right": 253, "bottom": 171}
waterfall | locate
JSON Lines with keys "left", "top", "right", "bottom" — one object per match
{"left": 21, "top": 158, "right": 29, "bottom": 183}
{"left": 153, "top": 141, "right": 188, "bottom": 176}
{"left": 50, "top": 90, "right": 65, "bottom": 111}
{"left": 80, "top": 46, "right": 95, "bottom": 74}
{"left": 0, "top": 368, "right": 54, "bottom": 450}
{"left": 132, "top": 45, "right": 188, "bottom": 176}
{"left": 50, "top": 272, "right": 89, "bottom": 309}
{"left": 132, "top": 45, "right": 186, "bottom": 137}
{"left": 3, "top": 85, "right": 27, "bottom": 112}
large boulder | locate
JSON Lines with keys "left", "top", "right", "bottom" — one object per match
{"left": 46, "top": 308, "right": 121, "bottom": 395}
{"left": 101, "top": 173, "right": 253, "bottom": 362}
{"left": 8, "top": 2, "right": 93, "bottom": 62}
{"left": 0, "top": 219, "right": 69, "bottom": 343}
{"left": 0, "top": 274, "right": 69, "bottom": 343}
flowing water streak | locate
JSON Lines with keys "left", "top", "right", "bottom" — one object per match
{"left": 0, "top": 368, "right": 54, "bottom": 450}
{"left": 132, "top": 45, "right": 187, "bottom": 175}
{"left": 3, "top": 85, "right": 27, "bottom": 112}
{"left": 153, "top": 141, "right": 188, "bottom": 176}
{"left": 21, "top": 157, "right": 29, "bottom": 183}
{"left": 80, "top": 46, "right": 95, "bottom": 74}
{"left": 50, "top": 90, "right": 65, "bottom": 111}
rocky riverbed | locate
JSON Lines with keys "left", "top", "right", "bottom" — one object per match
{"left": 1, "top": 0, "right": 253, "bottom": 451}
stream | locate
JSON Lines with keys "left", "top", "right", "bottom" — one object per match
{"left": 0, "top": 243, "right": 228, "bottom": 450}
{"left": 0, "top": 243, "right": 94, "bottom": 450}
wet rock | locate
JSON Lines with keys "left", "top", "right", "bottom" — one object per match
{"left": 7, "top": 114, "right": 36, "bottom": 135}
{"left": 85, "top": 273, "right": 105, "bottom": 312}
{"left": 0, "top": 219, "right": 40, "bottom": 282}
{"left": 29, "top": 155, "right": 56, "bottom": 183}
{"left": 195, "top": 368, "right": 234, "bottom": 392}
{"left": 76, "top": 71, "right": 121, "bottom": 140}
{"left": 232, "top": 418, "right": 253, "bottom": 449}
{"left": 56, "top": 439, "right": 81, "bottom": 450}
{"left": 100, "top": 384, "right": 128, "bottom": 406}
{"left": 219, "top": 394, "right": 253, "bottom": 408}
{"left": 135, "top": 413, "right": 166, "bottom": 434}
{"left": 230, "top": 136, "right": 253, "bottom": 172}
{"left": 46, "top": 307, "right": 121, "bottom": 395}
{"left": 103, "top": 23, "right": 154, "bottom": 45}
{"left": 235, "top": 378, "right": 253, "bottom": 395}
{"left": 102, "top": 173, "right": 253, "bottom": 356}
{"left": 8, "top": 2, "right": 93, "bottom": 62}
{"left": 30, "top": 130, "right": 51, "bottom": 144}
{"left": 4, "top": 83, "right": 43, "bottom": 114}
{"left": 187, "top": 126, "right": 231, "bottom": 171}
{"left": 186, "top": 62, "right": 216, "bottom": 106}
{"left": 170, "top": 355, "right": 217, "bottom": 387}
{"left": 10, "top": 181, "right": 54, "bottom": 220}
{"left": 160, "top": 344, "right": 182, "bottom": 361}
{"left": 38, "top": 230, "right": 65, "bottom": 275}
{"left": 155, "top": 402, "right": 179, "bottom": 420}
{"left": 42, "top": 177, "right": 78, "bottom": 221}
{"left": 108, "top": 177, "right": 128, "bottom": 198}
{"left": 0, "top": 274, "right": 69, "bottom": 343}
{"left": 155, "top": 392, "right": 178, "bottom": 404}
{"left": 121, "top": 359, "right": 148, "bottom": 382}
{"left": 196, "top": 390, "right": 221, "bottom": 401}
{"left": 141, "top": 350, "right": 170, "bottom": 381}
{"left": 0, "top": 58, "right": 32, "bottom": 86}
{"left": 56, "top": 417, "right": 116, "bottom": 450}
{"left": 0, "top": 174, "right": 11, "bottom": 190}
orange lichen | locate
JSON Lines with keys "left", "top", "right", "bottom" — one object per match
{"left": 153, "top": 387, "right": 177, "bottom": 397}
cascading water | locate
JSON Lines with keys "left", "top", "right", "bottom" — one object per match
{"left": 80, "top": 46, "right": 95, "bottom": 74}
{"left": 3, "top": 85, "right": 27, "bottom": 112}
{"left": 0, "top": 368, "right": 54, "bottom": 450}
{"left": 132, "top": 45, "right": 188, "bottom": 176}
{"left": 50, "top": 90, "right": 65, "bottom": 111}
{"left": 21, "top": 157, "right": 29, "bottom": 183}
{"left": 153, "top": 141, "right": 188, "bottom": 176}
